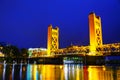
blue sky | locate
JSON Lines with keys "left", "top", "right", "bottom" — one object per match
{"left": 0, "top": 0, "right": 120, "bottom": 48}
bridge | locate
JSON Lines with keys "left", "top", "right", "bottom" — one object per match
{"left": 53, "top": 43, "right": 120, "bottom": 56}
{"left": 0, "top": 12, "right": 120, "bottom": 65}
{"left": 27, "top": 12, "right": 120, "bottom": 58}
{"left": 47, "top": 12, "right": 120, "bottom": 56}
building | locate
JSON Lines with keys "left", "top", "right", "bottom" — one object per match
{"left": 0, "top": 46, "right": 4, "bottom": 57}
{"left": 0, "top": 52, "right": 4, "bottom": 57}
{"left": 28, "top": 48, "right": 47, "bottom": 57}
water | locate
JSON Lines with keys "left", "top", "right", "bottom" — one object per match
{"left": 0, "top": 63, "right": 120, "bottom": 80}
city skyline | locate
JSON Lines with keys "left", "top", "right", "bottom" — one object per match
{"left": 0, "top": 0, "right": 120, "bottom": 48}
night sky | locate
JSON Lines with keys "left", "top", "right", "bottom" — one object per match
{"left": 0, "top": 0, "right": 120, "bottom": 48}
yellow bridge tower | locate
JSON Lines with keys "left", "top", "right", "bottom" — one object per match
{"left": 47, "top": 24, "right": 59, "bottom": 55}
{"left": 89, "top": 12, "right": 103, "bottom": 55}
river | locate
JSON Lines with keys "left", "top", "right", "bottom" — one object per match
{"left": 0, "top": 63, "right": 120, "bottom": 80}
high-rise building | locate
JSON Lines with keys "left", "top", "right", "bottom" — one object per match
{"left": 89, "top": 12, "right": 103, "bottom": 54}
{"left": 47, "top": 24, "right": 59, "bottom": 55}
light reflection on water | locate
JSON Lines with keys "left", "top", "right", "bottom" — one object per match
{"left": 0, "top": 63, "right": 120, "bottom": 80}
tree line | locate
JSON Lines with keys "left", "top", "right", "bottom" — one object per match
{"left": 0, "top": 42, "right": 28, "bottom": 58}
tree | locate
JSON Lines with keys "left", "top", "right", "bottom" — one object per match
{"left": 20, "top": 48, "right": 28, "bottom": 58}
{"left": 2, "top": 45, "right": 20, "bottom": 58}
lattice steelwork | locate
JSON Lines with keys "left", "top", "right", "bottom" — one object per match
{"left": 47, "top": 24, "right": 59, "bottom": 55}
{"left": 47, "top": 13, "right": 120, "bottom": 56}
{"left": 54, "top": 43, "right": 120, "bottom": 56}
{"left": 54, "top": 45, "right": 89, "bottom": 55}
{"left": 96, "top": 43, "right": 120, "bottom": 54}
{"left": 89, "top": 12, "right": 103, "bottom": 54}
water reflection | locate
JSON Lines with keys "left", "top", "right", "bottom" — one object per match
{"left": 12, "top": 64, "right": 15, "bottom": 80}
{"left": 37, "top": 65, "right": 63, "bottom": 80}
{"left": 2, "top": 63, "right": 6, "bottom": 80}
{"left": 64, "top": 64, "right": 84, "bottom": 80}
{"left": 27, "top": 64, "right": 32, "bottom": 80}
{"left": 20, "top": 63, "right": 22, "bottom": 80}
{"left": 88, "top": 66, "right": 113, "bottom": 80}
{"left": 1, "top": 63, "right": 120, "bottom": 80}
{"left": 32, "top": 64, "right": 38, "bottom": 80}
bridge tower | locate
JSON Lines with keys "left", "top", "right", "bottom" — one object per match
{"left": 89, "top": 12, "right": 103, "bottom": 54}
{"left": 47, "top": 24, "right": 59, "bottom": 55}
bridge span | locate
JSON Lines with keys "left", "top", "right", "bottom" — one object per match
{"left": 53, "top": 43, "right": 120, "bottom": 56}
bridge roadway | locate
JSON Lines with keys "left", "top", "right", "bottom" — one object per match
{"left": 0, "top": 52, "right": 92, "bottom": 64}
{"left": 0, "top": 53, "right": 106, "bottom": 65}
{"left": 27, "top": 53, "right": 86, "bottom": 64}
{"left": 28, "top": 53, "right": 105, "bottom": 65}
{"left": 2, "top": 51, "right": 120, "bottom": 65}
{"left": 0, "top": 42, "right": 119, "bottom": 64}
{"left": 30, "top": 50, "right": 120, "bottom": 65}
